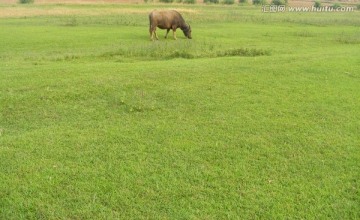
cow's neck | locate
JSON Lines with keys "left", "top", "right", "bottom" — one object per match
{"left": 180, "top": 23, "right": 188, "bottom": 31}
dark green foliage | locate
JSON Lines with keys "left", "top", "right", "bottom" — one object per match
{"left": 239, "top": 0, "right": 248, "bottom": 4}
{"left": 204, "top": 0, "right": 219, "bottom": 3}
{"left": 159, "top": 0, "right": 174, "bottom": 3}
{"left": 223, "top": 0, "right": 235, "bottom": 4}
{"left": 271, "top": 0, "right": 287, "bottom": 5}
{"left": 252, "top": 0, "right": 266, "bottom": 5}
{"left": 183, "top": 0, "right": 196, "bottom": 3}
{"left": 332, "top": 2, "right": 342, "bottom": 9}
{"left": 177, "top": 0, "right": 196, "bottom": 3}
{"left": 314, "top": 0, "right": 321, "bottom": 8}
{"left": 18, "top": 0, "right": 34, "bottom": 3}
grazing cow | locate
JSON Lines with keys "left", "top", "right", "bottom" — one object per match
{"left": 149, "top": 10, "right": 192, "bottom": 41}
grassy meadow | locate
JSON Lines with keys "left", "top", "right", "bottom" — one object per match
{"left": 0, "top": 2, "right": 360, "bottom": 219}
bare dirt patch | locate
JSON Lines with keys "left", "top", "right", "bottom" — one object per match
{"left": 0, "top": 7, "right": 151, "bottom": 18}
{"left": 1, "top": 0, "right": 143, "bottom": 3}
{"left": 0, "top": 1, "right": 199, "bottom": 18}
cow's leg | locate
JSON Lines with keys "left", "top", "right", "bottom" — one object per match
{"left": 150, "top": 25, "right": 155, "bottom": 41}
{"left": 150, "top": 29, "right": 153, "bottom": 41}
{"left": 165, "top": 29, "right": 170, "bottom": 39}
{"left": 154, "top": 30, "right": 159, "bottom": 40}
{"left": 150, "top": 24, "right": 159, "bottom": 41}
{"left": 172, "top": 28, "right": 177, "bottom": 40}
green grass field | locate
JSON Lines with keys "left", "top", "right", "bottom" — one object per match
{"left": 0, "top": 2, "right": 359, "bottom": 219}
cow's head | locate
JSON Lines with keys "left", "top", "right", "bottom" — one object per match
{"left": 182, "top": 25, "right": 192, "bottom": 39}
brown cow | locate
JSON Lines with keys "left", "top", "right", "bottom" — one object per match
{"left": 149, "top": 10, "right": 192, "bottom": 41}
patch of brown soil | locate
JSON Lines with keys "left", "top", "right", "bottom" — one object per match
{"left": 1, "top": 0, "right": 156, "bottom": 3}
{"left": 0, "top": 3, "right": 199, "bottom": 18}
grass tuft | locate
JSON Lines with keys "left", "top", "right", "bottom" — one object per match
{"left": 167, "top": 50, "right": 195, "bottom": 59}
{"left": 336, "top": 33, "right": 360, "bottom": 44}
{"left": 218, "top": 48, "right": 271, "bottom": 57}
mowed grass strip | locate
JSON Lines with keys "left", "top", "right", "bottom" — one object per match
{"left": 0, "top": 3, "right": 360, "bottom": 219}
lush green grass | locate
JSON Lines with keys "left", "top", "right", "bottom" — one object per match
{"left": 1, "top": 3, "right": 359, "bottom": 219}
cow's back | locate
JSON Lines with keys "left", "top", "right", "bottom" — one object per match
{"left": 149, "top": 10, "right": 183, "bottom": 29}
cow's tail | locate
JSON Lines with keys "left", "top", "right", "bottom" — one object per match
{"left": 149, "top": 13, "right": 153, "bottom": 30}
{"left": 149, "top": 12, "right": 154, "bottom": 40}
